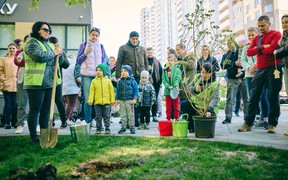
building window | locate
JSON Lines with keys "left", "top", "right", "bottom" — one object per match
{"left": 270, "top": 17, "right": 274, "bottom": 25}
{"left": 246, "top": 4, "right": 250, "bottom": 14}
{"left": 247, "top": 16, "right": 251, "bottom": 23}
{"left": 264, "top": 4, "right": 273, "bottom": 13}
{"left": 50, "top": 25, "right": 88, "bottom": 56}
{"left": 254, "top": 0, "right": 261, "bottom": 6}
{"left": 255, "top": 11, "right": 260, "bottom": 19}
{"left": 0, "top": 24, "right": 15, "bottom": 57}
{"left": 233, "top": 7, "right": 242, "bottom": 18}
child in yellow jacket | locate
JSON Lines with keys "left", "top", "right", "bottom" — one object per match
{"left": 88, "top": 64, "right": 115, "bottom": 134}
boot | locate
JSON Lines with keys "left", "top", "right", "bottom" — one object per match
{"left": 138, "top": 123, "right": 144, "bottom": 130}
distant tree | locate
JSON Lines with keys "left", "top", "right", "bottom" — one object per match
{"left": 29, "top": 0, "right": 89, "bottom": 10}
{"left": 180, "top": 0, "right": 235, "bottom": 59}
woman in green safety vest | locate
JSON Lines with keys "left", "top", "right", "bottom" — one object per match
{"left": 181, "top": 63, "right": 220, "bottom": 133}
{"left": 23, "top": 21, "right": 62, "bottom": 144}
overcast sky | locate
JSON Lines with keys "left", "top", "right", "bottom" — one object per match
{"left": 92, "top": 0, "right": 153, "bottom": 57}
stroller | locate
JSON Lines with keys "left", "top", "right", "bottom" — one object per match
{"left": 71, "top": 96, "right": 84, "bottom": 122}
{"left": 70, "top": 95, "right": 96, "bottom": 122}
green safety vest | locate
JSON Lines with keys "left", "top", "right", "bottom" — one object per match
{"left": 23, "top": 38, "right": 60, "bottom": 86}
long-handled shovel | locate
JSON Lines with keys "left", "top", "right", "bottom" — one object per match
{"left": 40, "top": 55, "right": 59, "bottom": 148}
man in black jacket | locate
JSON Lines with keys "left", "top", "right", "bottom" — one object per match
{"left": 146, "top": 47, "right": 163, "bottom": 122}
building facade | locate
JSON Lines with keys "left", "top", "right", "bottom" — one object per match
{"left": 0, "top": 0, "right": 92, "bottom": 57}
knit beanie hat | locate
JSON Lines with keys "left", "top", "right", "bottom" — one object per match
{"left": 96, "top": 64, "right": 108, "bottom": 76}
{"left": 121, "top": 65, "right": 133, "bottom": 76}
{"left": 141, "top": 70, "right": 149, "bottom": 79}
{"left": 129, "top": 31, "right": 139, "bottom": 38}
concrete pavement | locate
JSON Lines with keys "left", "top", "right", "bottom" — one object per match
{"left": 1, "top": 105, "right": 288, "bottom": 150}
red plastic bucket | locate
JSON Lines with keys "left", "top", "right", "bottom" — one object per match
{"left": 158, "top": 120, "right": 173, "bottom": 136}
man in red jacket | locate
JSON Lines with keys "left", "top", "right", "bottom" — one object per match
{"left": 238, "top": 15, "right": 282, "bottom": 133}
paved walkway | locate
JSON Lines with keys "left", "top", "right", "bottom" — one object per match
{"left": 1, "top": 105, "right": 288, "bottom": 150}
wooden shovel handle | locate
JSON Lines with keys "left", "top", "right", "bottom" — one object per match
{"left": 48, "top": 55, "right": 59, "bottom": 132}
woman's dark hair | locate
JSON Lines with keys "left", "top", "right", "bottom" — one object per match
{"left": 89, "top": 27, "right": 100, "bottom": 35}
{"left": 49, "top": 36, "right": 58, "bottom": 44}
{"left": 282, "top": 14, "right": 288, "bottom": 20}
{"left": 13, "top": 39, "right": 22, "bottom": 47}
{"left": 30, "top": 21, "right": 52, "bottom": 40}
{"left": 23, "top": 34, "right": 30, "bottom": 42}
{"left": 202, "top": 63, "right": 214, "bottom": 73}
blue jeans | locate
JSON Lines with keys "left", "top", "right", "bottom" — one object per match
{"left": 3, "top": 91, "right": 17, "bottom": 126}
{"left": 225, "top": 78, "right": 249, "bottom": 121}
{"left": 81, "top": 75, "right": 94, "bottom": 123}
{"left": 27, "top": 88, "right": 52, "bottom": 140}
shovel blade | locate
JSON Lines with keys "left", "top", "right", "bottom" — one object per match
{"left": 40, "top": 128, "right": 58, "bottom": 148}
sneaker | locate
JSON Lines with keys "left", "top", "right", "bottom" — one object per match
{"left": 234, "top": 112, "right": 240, "bottom": 117}
{"left": 144, "top": 123, "right": 150, "bottom": 130}
{"left": 15, "top": 126, "right": 23, "bottom": 134}
{"left": 66, "top": 120, "right": 75, "bottom": 126}
{"left": 30, "top": 138, "right": 40, "bottom": 145}
{"left": 267, "top": 125, "right": 276, "bottom": 133}
{"left": 105, "top": 129, "right": 110, "bottom": 134}
{"left": 222, "top": 119, "right": 231, "bottom": 124}
{"left": 118, "top": 128, "right": 126, "bottom": 134}
{"left": 4, "top": 124, "right": 11, "bottom": 129}
{"left": 284, "top": 130, "right": 288, "bottom": 136}
{"left": 130, "top": 128, "right": 136, "bottom": 134}
{"left": 152, "top": 116, "right": 158, "bottom": 122}
{"left": 263, "top": 122, "right": 268, "bottom": 130}
{"left": 138, "top": 124, "right": 144, "bottom": 130}
{"left": 96, "top": 129, "right": 101, "bottom": 134}
{"left": 238, "top": 124, "right": 252, "bottom": 132}
{"left": 36, "top": 125, "right": 40, "bottom": 133}
{"left": 60, "top": 122, "right": 68, "bottom": 129}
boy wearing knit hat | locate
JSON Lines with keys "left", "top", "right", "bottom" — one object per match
{"left": 137, "top": 70, "right": 156, "bottom": 130}
{"left": 88, "top": 64, "right": 115, "bottom": 134}
{"left": 115, "top": 65, "right": 139, "bottom": 134}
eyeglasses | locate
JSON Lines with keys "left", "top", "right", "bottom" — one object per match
{"left": 41, "top": 28, "right": 51, "bottom": 34}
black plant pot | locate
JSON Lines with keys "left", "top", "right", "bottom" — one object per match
{"left": 193, "top": 116, "right": 217, "bottom": 138}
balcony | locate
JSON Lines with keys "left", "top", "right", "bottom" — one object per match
{"left": 219, "top": 8, "right": 229, "bottom": 21}
{"left": 219, "top": 0, "right": 229, "bottom": 12}
{"left": 220, "top": 19, "right": 230, "bottom": 30}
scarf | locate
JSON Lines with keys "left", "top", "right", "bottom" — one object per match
{"left": 283, "top": 30, "right": 288, "bottom": 39}
{"left": 127, "top": 40, "right": 140, "bottom": 48}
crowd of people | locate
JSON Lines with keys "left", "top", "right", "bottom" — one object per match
{"left": 1, "top": 13, "right": 288, "bottom": 145}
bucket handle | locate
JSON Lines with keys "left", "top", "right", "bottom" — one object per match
{"left": 176, "top": 113, "right": 189, "bottom": 121}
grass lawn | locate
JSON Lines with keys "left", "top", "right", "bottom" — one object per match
{"left": 1, "top": 135, "right": 288, "bottom": 179}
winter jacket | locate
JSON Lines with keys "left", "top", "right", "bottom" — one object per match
{"left": 241, "top": 44, "right": 256, "bottom": 78}
{"left": 162, "top": 65, "right": 181, "bottom": 96}
{"left": 23, "top": 37, "right": 55, "bottom": 89}
{"left": 138, "top": 81, "right": 156, "bottom": 107}
{"left": 116, "top": 76, "right": 139, "bottom": 100}
{"left": 116, "top": 44, "right": 149, "bottom": 78}
{"left": 88, "top": 76, "right": 115, "bottom": 105}
{"left": 0, "top": 55, "right": 17, "bottom": 92}
{"left": 62, "top": 58, "right": 80, "bottom": 96}
{"left": 196, "top": 55, "right": 220, "bottom": 80}
{"left": 220, "top": 50, "right": 243, "bottom": 79}
{"left": 276, "top": 31, "right": 288, "bottom": 67}
{"left": 148, "top": 57, "right": 162, "bottom": 87}
{"left": 190, "top": 74, "right": 220, "bottom": 115}
{"left": 177, "top": 53, "right": 196, "bottom": 98}
{"left": 76, "top": 42, "right": 110, "bottom": 77}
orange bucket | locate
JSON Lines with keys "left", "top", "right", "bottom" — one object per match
{"left": 158, "top": 120, "right": 173, "bottom": 136}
